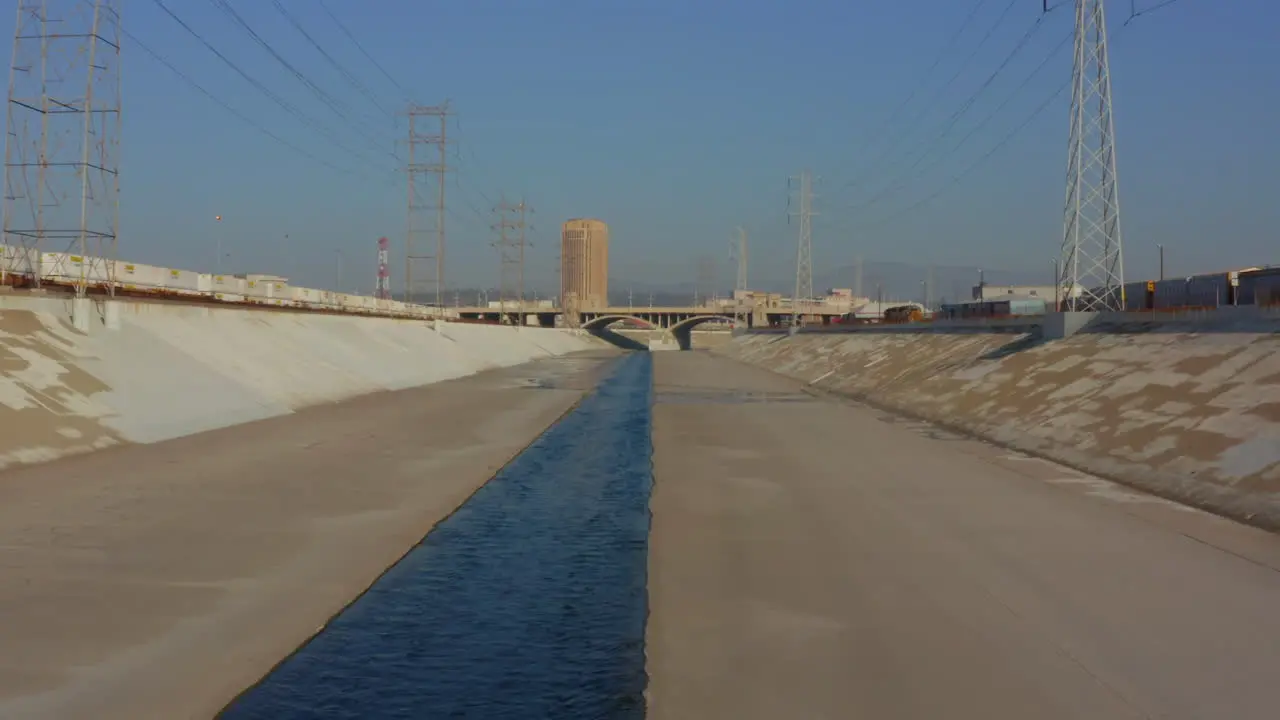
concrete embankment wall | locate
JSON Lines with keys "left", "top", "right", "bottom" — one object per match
{"left": 0, "top": 294, "right": 597, "bottom": 470}
{"left": 717, "top": 316, "right": 1280, "bottom": 528}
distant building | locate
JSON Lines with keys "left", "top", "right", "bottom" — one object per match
{"left": 560, "top": 218, "right": 609, "bottom": 311}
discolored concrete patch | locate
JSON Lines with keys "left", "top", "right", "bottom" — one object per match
{"left": 0, "top": 310, "right": 123, "bottom": 469}
{"left": 717, "top": 322, "right": 1280, "bottom": 528}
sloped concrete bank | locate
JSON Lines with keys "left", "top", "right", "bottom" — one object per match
{"left": 716, "top": 319, "right": 1280, "bottom": 529}
{"left": 0, "top": 294, "right": 598, "bottom": 471}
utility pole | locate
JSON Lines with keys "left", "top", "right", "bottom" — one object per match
{"left": 404, "top": 102, "right": 453, "bottom": 308}
{"left": 493, "top": 196, "right": 531, "bottom": 326}
{"left": 730, "top": 227, "right": 748, "bottom": 327}
{"left": 854, "top": 255, "right": 863, "bottom": 299}
{"left": 3, "top": 0, "right": 122, "bottom": 297}
{"left": 1058, "top": 0, "right": 1125, "bottom": 311}
{"left": 788, "top": 170, "right": 816, "bottom": 331}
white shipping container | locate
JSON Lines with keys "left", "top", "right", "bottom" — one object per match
{"left": 213, "top": 293, "right": 245, "bottom": 303}
{"left": 41, "top": 252, "right": 116, "bottom": 286}
{"left": 1, "top": 245, "right": 39, "bottom": 277}
{"left": 242, "top": 279, "right": 272, "bottom": 299}
{"left": 211, "top": 274, "right": 246, "bottom": 295}
{"left": 289, "top": 286, "right": 322, "bottom": 305}
{"left": 117, "top": 261, "right": 167, "bottom": 291}
{"left": 162, "top": 267, "right": 203, "bottom": 294}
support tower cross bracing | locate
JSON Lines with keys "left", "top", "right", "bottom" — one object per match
{"left": 788, "top": 170, "right": 816, "bottom": 329}
{"left": 3, "top": 0, "right": 122, "bottom": 297}
{"left": 1058, "top": 0, "right": 1125, "bottom": 312}
{"left": 404, "top": 102, "right": 453, "bottom": 308}
{"left": 493, "top": 196, "right": 530, "bottom": 326}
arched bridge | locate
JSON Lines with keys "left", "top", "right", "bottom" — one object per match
{"left": 579, "top": 313, "right": 734, "bottom": 333}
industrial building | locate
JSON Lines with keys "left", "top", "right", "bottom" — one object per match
{"left": 560, "top": 218, "right": 609, "bottom": 312}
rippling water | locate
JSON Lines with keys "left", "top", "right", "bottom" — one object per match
{"left": 220, "top": 353, "right": 653, "bottom": 719}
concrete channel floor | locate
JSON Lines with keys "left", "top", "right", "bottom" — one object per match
{"left": 0, "top": 350, "right": 617, "bottom": 720}
{"left": 646, "top": 351, "right": 1280, "bottom": 720}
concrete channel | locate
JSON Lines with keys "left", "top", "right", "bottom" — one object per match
{"left": 219, "top": 353, "right": 654, "bottom": 719}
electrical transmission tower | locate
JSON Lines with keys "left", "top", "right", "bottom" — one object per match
{"left": 375, "top": 236, "right": 391, "bottom": 299}
{"left": 1058, "top": 0, "right": 1125, "bottom": 311}
{"left": 694, "top": 255, "right": 716, "bottom": 307}
{"left": 493, "top": 196, "right": 531, "bottom": 326}
{"left": 3, "top": 1, "right": 122, "bottom": 296}
{"left": 404, "top": 102, "right": 453, "bottom": 308}
{"left": 788, "top": 170, "right": 816, "bottom": 329}
{"left": 730, "top": 227, "right": 748, "bottom": 326}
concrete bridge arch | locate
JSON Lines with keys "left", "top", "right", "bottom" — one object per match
{"left": 581, "top": 313, "right": 735, "bottom": 351}
{"left": 580, "top": 315, "right": 656, "bottom": 331}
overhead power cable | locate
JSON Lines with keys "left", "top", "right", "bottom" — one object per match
{"left": 845, "top": 15, "right": 1061, "bottom": 213}
{"left": 318, "top": 0, "right": 413, "bottom": 101}
{"left": 856, "top": 78, "right": 1071, "bottom": 234}
{"left": 1126, "top": 0, "right": 1185, "bottom": 24}
{"left": 847, "top": 0, "right": 1023, "bottom": 193}
{"left": 842, "top": 0, "right": 992, "bottom": 186}
{"left": 126, "top": 28, "right": 357, "bottom": 177}
{"left": 207, "top": 0, "right": 399, "bottom": 164}
{"left": 270, "top": 0, "right": 394, "bottom": 120}
{"left": 148, "top": 0, "right": 383, "bottom": 172}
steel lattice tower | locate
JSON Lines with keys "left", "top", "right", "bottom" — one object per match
{"left": 493, "top": 196, "right": 530, "bottom": 326}
{"left": 1058, "top": 0, "right": 1125, "bottom": 311}
{"left": 789, "top": 170, "right": 815, "bottom": 329}
{"left": 3, "top": 1, "right": 121, "bottom": 296}
{"left": 404, "top": 102, "right": 452, "bottom": 308}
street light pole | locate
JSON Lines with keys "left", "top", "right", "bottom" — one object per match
{"left": 1053, "top": 258, "right": 1060, "bottom": 310}
{"left": 334, "top": 249, "right": 344, "bottom": 293}
{"left": 1158, "top": 244, "right": 1165, "bottom": 281}
{"left": 214, "top": 214, "right": 223, "bottom": 275}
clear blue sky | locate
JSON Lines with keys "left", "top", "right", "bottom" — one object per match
{"left": 4, "top": 0, "right": 1274, "bottom": 295}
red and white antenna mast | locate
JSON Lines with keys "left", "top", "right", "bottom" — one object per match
{"left": 376, "top": 237, "right": 391, "bottom": 299}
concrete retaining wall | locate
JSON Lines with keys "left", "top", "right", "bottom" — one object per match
{"left": 717, "top": 319, "right": 1280, "bottom": 529}
{"left": 0, "top": 294, "right": 597, "bottom": 470}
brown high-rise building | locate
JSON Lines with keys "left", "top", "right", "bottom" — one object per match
{"left": 560, "top": 218, "right": 609, "bottom": 311}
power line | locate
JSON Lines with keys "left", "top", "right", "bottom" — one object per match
{"left": 1126, "top": 0, "right": 1184, "bottom": 24}
{"left": 148, "top": 0, "right": 382, "bottom": 171}
{"left": 318, "top": 0, "right": 413, "bottom": 101}
{"left": 270, "top": 0, "right": 394, "bottom": 120}
{"left": 830, "top": 12, "right": 1149, "bottom": 241}
{"left": 206, "top": 0, "right": 399, "bottom": 163}
{"left": 125, "top": 29, "right": 356, "bottom": 177}
{"left": 842, "top": 0, "right": 991, "bottom": 188}
{"left": 846, "top": 0, "right": 1023, "bottom": 194}
{"left": 853, "top": 78, "right": 1071, "bottom": 235}
{"left": 845, "top": 17, "right": 1065, "bottom": 213}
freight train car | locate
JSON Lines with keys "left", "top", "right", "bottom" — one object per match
{"left": 1238, "top": 266, "right": 1280, "bottom": 306}
{"left": 1123, "top": 267, "right": 1273, "bottom": 311}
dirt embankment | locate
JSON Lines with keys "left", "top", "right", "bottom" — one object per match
{"left": 718, "top": 324, "right": 1280, "bottom": 528}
